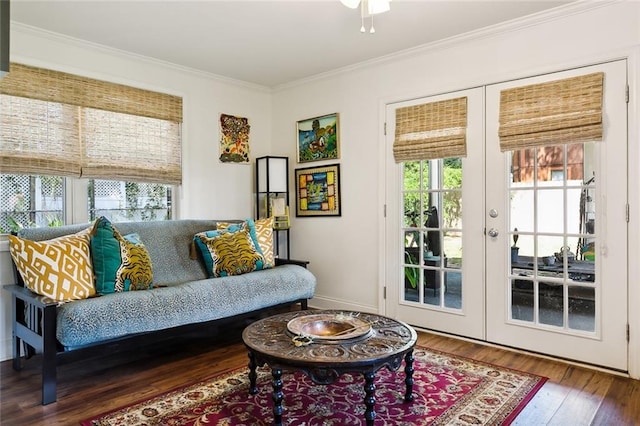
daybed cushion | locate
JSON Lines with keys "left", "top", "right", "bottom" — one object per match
{"left": 55, "top": 264, "right": 316, "bottom": 349}
{"left": 9, "top": 227, "right": 96, "bottom": 301}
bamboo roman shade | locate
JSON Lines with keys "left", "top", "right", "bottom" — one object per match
{"left": 393, "top": 97, "right": 468, "bottom": 163}
{"left": 0, "top": 95, "right": 81, "bottom": 177}
{"left": 82, "top": 109, "right": 182, "bottom": 184}
{"left": 499, "top": 72, "right": 604, "bottom": 151}
{"left": 0, "top": 64, "right": 182, "bottom": 122}
{"left": 0, "top": 63, "right": 183, "bottom": 184}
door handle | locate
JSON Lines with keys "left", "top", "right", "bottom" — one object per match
{"left": 488, "top": 228, "right": 499, "bottom": 237}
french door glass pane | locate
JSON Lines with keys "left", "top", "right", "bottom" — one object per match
{"left": 401, "top": 158, "right": 462, "bottom": 310}
{"left": 511, "top": 278, "right": 534, "bottom": 322}
{"left": 509, "top": 142, "right": 596, "bottom": 333}
{"left": 568, "top": 286, "right": 596, "bottom": 332}
{"left": 539, "top": 281, "right": 564, "bottom": 327}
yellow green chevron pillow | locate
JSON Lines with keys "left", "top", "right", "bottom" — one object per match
{"left": 252, "top": 217, "right": 274, "bottom": 268}
{"left": 217, "top": 218, "right": 274, "bottom": 268}
{"left": 9, "top": 228, "right": 96, "bottom": 301}
{"left": 195, "top": 226, "right": 265, "bottom": 277}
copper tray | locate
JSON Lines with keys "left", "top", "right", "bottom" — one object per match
{"left": 287, "top": 313, "right": 371, "bottom": 340}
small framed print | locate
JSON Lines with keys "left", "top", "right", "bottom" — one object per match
{"left": 295, "top": 164, "right": 341, "bottom": 217}
{"left": 296, "top": 113, "right": 339, "bottom": 163}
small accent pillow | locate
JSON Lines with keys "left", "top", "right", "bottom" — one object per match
{"left": 194, "top": 224, "right": 265, "bottom": 277}
{"left": 253, "top": 217, "right": 275, "bottom": 268}
{"left": 218, "top": 218, "right": 274, "bottom": 268}
{"left": 9, "top": 227, "right": 96, "bottom": 301}
{"left": 90, "top": 216, "right": 153, "bottom": 294}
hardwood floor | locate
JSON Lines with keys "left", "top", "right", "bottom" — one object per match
{"left": 1, "top": 325, "right": 639, "bottom": 425}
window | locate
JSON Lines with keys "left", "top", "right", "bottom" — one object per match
{"left": 88, "top": 179, "right": 171, "bottom": 222}
{"left": 0, "top": 175, "right": 172, "bottom": 233}
{"left": 0, "top": 174, "right": 64, "bottom": 233}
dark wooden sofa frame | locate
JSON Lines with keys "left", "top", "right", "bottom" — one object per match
{"left": 4, "top": 258, "right": 310, "bottom": 405}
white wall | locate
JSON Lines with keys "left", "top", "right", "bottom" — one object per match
{"left": 271, "top": 1, "right": 640, "bottom": 377}
{"left": 0, "top": 24, "right": 273, "bottom": 360}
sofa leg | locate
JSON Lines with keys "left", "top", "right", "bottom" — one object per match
{"left": 10, "top": 293, "right": 23, "bottom": 371}
{"left": 42, "top": 353, "right": 56, "bottom": 405}
{"left": 42, "top": 305, "right": 57, "bottom": 405}
{"left": 12, "top": 336, "right": 22, "bottom": 371}
{"left": 301, "top": 299, "right": 308, "bottom": 310}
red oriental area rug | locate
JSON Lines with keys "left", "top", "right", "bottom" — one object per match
{"left": 81, "top": 347, "right": 546, "bottom": 426}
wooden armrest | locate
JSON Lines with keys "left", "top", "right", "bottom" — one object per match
{"left": 3, "top": 285, "right": 59, "bottom": 308}
{"left": 275, "top": 258, "right": 310, "bottom": 268}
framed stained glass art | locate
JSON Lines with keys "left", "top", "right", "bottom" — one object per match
{"left": 295, "top": 164, "right": 341, "bottom": 217}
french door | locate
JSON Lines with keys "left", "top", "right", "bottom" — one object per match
{"left": 385, "top": 60, "right": 628, "bottom": 370}
{"left": 384, "top": 87, "right": 485, "bottom": 339}
{"left": 485, "top": 61, "right": 628, "bottom": 370}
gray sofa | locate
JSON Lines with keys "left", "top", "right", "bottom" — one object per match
{"left": 5, "top": 219, "right": 316, "bottom": 404}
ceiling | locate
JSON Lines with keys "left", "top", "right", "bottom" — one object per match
{"left": 10, "top": 0, "right": 573, "bottom": 88}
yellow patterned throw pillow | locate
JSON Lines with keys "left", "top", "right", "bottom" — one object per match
{"left": 253, "top": 217, "right": 275, "bottom": 268}
{"left": 9, "top": 228, "right": 96, "bottom": 301}
{"left": 196, "top": 226, "right": 265, "bottom": 277}
{"left": 217, "top": 218, "right": 274, "bottom": 268}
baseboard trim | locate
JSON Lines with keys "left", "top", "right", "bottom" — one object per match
{"left": 1, "top": 337, "right": 12, "bottom": 362}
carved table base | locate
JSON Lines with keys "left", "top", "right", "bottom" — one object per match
{"left": 242, "top": 310, "right": 417, "bottom": 426}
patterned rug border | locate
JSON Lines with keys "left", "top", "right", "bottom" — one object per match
{"left": 424, "top": 347, "right": 548, "bottom": 424}
{"left": 81, "top": 345, "right": 547, "bottom": 426}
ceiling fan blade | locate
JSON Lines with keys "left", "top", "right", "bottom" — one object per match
{"left": 368, "top": 0, "right": 390, "bottom": 15}
{"left": 340, "top": 0, "right": 361, "bottom": 9}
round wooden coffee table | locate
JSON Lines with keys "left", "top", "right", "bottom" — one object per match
{"left": 242, "top": 310, "right": 417, "bottom": 426}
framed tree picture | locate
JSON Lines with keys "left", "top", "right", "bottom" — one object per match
{"left": 295, "top": 164, "right": 341, "bottom": 217}
{"left": 296, "top": 113, "right": 339, "bottom": 163}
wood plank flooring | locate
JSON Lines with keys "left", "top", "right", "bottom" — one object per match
{"left": 1, "top": 324, "right": 639, "bottom": 425}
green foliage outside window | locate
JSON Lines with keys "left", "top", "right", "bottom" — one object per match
{"left": 403, "top": 159, "right": 462, "bottom": 229}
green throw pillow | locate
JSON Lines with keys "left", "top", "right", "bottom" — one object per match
{"left": 90, "top": 216, "right": 154, "bottom": 294}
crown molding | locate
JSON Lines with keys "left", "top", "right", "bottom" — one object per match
{"left": 10, "top": 22, "right": 272, "bottom": 93}
{"left": 274, "top": 0, "right": 618, "bottom": 92}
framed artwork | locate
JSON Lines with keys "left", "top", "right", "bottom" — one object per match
{"left": 295, "top": 164, "right": 341, "bottom": 217}
{"left": 219, "top": 113, "right": 250, "bottom": 163}
{"left": 296, "top": 113, "right": 339, "bottom": 163}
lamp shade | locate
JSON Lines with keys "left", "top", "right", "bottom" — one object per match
{"left": 257, "top": 156, "right": 288, "bottom": 193}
